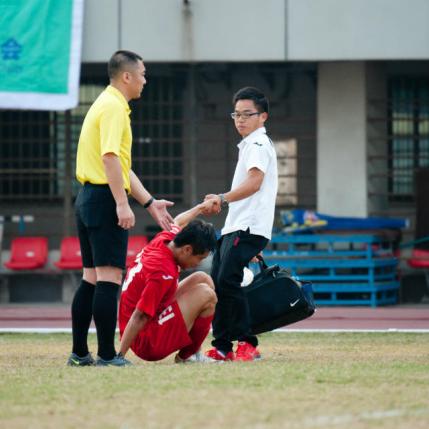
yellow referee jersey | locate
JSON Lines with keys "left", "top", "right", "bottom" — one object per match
{"left": 76, "top": 85, "right": 132, "bottom": 192}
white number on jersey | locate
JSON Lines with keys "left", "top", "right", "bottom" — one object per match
{"left": 158, "top": 305, "right": 175, "bottom": 325}
{"left": 122, "top": 250, "right": 144, "bottom": 291}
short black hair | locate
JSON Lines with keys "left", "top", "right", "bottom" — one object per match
{"left": 108, "top": 50, "right": 143, "bottom": 79}
{"left": 232, "top": 86, "right": 269, "bottom": 114}
{"left": 173, "top": 219, "right": 217, "bottom": 255}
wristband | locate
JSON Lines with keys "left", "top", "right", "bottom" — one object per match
{"left": 219, "top": 193, "right": 229, "bottom": 208}
{"left": 143, "top": 196, "right": 154, "bottom": 209}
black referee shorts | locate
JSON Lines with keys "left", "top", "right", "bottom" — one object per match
{"left": 75, "top": 183, "right": 128, "bottom": 269}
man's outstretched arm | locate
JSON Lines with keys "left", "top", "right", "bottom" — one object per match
{"left": 204, "top": 167, "right": 264, "bottom": 208}
{"left": 119, "top": 309, "right": 148, "bottom": 357}
{"left": 129, "top": 169, "right": 174, "bottom": 231}
{"left": 173, "top": 199, "right": 218, "bottom": 229}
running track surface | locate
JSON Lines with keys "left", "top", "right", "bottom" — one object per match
{"left": 1, "top": 304, "right": 428, "bottom": 331}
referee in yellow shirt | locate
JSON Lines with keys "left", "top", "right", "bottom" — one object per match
{"left": 68, "top": 50, "right": 174, "bottom": 367}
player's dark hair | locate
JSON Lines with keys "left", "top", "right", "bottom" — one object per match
{"left": 108, "top": 50, "right": 143, "bottom": 79}
{"left": 232, "top": 86, "right": 269, "bottom": 114}
{"left": 173, "top": 219, "right": 217, "bottom": 255}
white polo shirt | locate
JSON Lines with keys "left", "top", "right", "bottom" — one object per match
{"left": 221, "top": 127, "right": 278, "bottom": 240}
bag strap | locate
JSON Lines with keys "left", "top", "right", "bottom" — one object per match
{"left": 256, "top": 254, "right": 289, "bottom": 277}
{"left": 256, "top": 254, "right": 268, "bottom": 270}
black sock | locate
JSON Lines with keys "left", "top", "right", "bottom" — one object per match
{"left": 239, "top": 336, "right": 258, "bottom": 348}
{"left": 71, "top": 279, "right": 95, "bottom": 357}
{"left": 92, "top": 281, "right": 120, "bottom": 360}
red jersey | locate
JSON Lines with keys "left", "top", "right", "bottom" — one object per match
{"left": 119, "top": 225, "right": 181, "bottom": 334}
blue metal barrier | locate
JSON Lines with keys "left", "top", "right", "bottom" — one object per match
{"left": 261, "top": 234, "right": 399, "bottom": 307}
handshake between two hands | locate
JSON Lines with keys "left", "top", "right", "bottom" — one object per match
{"left": 198, "top": 194, "right": 261, "bottom": 262}
{"left": 200, "top": 194, "right": 223, "bottom": 216}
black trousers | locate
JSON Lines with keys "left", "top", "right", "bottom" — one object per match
{"left": 211, "top": 229, "right": 268, "bottom": 353}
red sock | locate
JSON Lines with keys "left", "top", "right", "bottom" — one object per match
{"left": 178, "top": 315, "right": 213, "bottom": 360}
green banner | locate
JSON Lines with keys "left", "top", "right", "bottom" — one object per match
{"left": 0, "top": 0, "right": 73, "bottom": 94}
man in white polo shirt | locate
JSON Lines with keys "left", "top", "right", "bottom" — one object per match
{"left": 204, "top": 87, "right": 278, "bottom": 361}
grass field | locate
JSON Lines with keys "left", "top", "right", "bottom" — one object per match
{"left": 1, "top": 332, "right": 428, "bottom": 429}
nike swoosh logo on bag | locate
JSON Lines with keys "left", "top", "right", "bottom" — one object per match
{"left": 290, "top": 299, "right": 300, "bottom": 307}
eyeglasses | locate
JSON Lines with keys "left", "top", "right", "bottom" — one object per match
{"left": 230, "top": 111, "right": 261, "bottom": 120}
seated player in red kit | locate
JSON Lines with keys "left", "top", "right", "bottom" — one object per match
{"left": 118, "top": 200, "right": 219, "bottom": 363}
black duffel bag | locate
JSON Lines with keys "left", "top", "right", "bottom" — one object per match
{"left": 244, "top": 256, "right": 316, "bottom": 335}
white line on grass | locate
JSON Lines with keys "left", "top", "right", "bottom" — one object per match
{"left": 0, "top": 328, "right": 96, "bottom": 333}
{"left": 1, "top": 328, "right": 429, "bottom": 333}
{"left": 274, "top": 328, "right": 429, "bottom": 333}
{"left": 303, "top": 407, "right": 429, "bottom": 427}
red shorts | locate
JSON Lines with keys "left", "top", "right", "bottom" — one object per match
{"left": 131, "top": 301, "right": 192, "bottom": 361}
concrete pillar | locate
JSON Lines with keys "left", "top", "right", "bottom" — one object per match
{"left": 62, "top": 273, "right": 80, "bottom": 304}
{"left": 317, "top": 62, "right": 367, "bottom": 216}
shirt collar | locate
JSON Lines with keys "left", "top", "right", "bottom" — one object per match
{"left": 163, "top": 240, "right": 181, "bottom": 273}
{"left": 237, "top": 126, "right": 266, "bottom": 149}
{"left": 106, "top": 85, "right": 131, "bottom": 114}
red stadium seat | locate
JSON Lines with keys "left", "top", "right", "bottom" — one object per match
{"left": 55, "top": 236, "right": 83, "bottom": 270}
{"left": 405, "top": 248, "right": 429, "bottom": 302}
{"left": 126, "top": 235, "right": 148, "bottom": 267}
{"left": 4, "top": 236, "right": 48, "bottom": 270}
{"left": 407, "top": 248, "right": 429, "bottom": 269}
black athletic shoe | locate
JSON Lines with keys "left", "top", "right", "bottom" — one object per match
{"left": 67, "top": 352, "right": 95, "bottom": 367}
{"left": 95, "top": 353, "right": 132, "bottom": 367}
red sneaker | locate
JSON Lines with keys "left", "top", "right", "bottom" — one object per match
{"left": 235, "top": 341, "right": 262, "bottom": 361}
{"left": 205, "top": 348, "right": 235, "bottom": 361}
